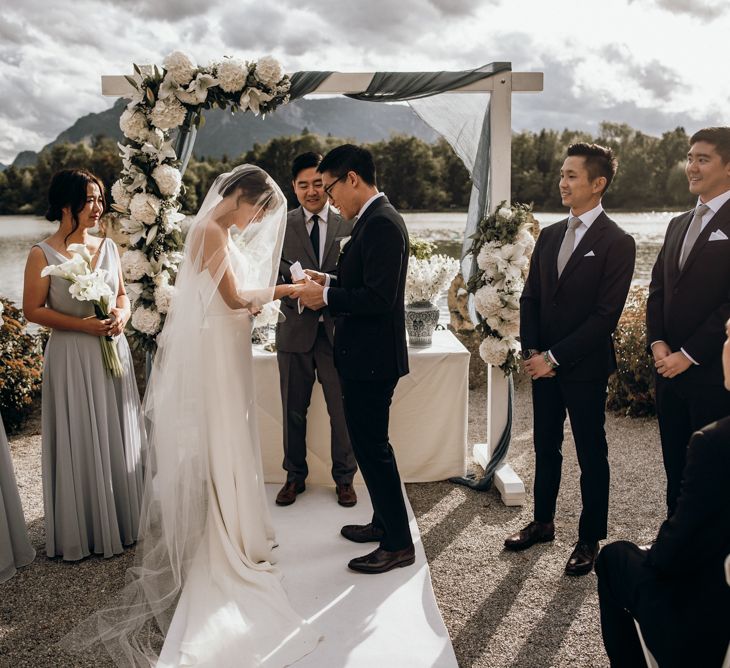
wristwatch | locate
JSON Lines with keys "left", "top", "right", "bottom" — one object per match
{"left": 543, "top": 351, "right": 558, "bottom": 370}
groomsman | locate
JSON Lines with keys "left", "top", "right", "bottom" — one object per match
{"left": 647, "top": 126, "right": 730, "bottom": 518}
{"left": 294, "top": 145, "right": 415, "bottom": 574}
{"left": 595, "top": 317, "right": 730, "bottom": 668}
{"left": 275, "top": 152, "right": 357, "bottom": 507}
{"left": 505, "top": 143, "right": 636, "bottom": 576}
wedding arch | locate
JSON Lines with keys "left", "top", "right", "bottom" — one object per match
{"left": 101, "top": 57, "right": 543, "bottom": 504}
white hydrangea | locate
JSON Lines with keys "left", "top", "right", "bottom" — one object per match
{"left": 151, "top": 164, "right": 182, "bottom": 198}
{"left": 473, "top": 284, "right": 502, "bottom": 319}
{"left": 479, "top": 335, "right": 510, "bottom": 367}
{"left": 516, "top": 226, "right": 536, "bottom": 254}
{"left": 476, "top": 241, "right": 500, "bottom": 272}
{"left": 129, "top": 192, "right": 162, "bottom": 226}
{"left": 121, "top": 249, "right": 152, "bottom": 281}
{"left": 111, "top": 179, "right": 132, "bottom": 210}
{"left": 163, "top": 50, "right": 196, "bottom": 86}
{"left": 216, "top": 58, "right": 248, "bottom": 93}
{"left": 119, "top": 108, "right": 149, "bottom": 142}
{"left": 0, "top": 301, "right": 5, "bottom": 327}
{"left": 254, "top": 56, "right": 283, "bottom": 87}
{"left": 150, "top": 98, "right": 187, "bottom": 131}
{"left": 154, "top": 279, "right": 175, "bottom": 314}
{"left": 131, "top": 305, "right": 162, "bottom": 336}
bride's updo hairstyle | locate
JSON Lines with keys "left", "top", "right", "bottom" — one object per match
{"left": 45, "top": 168, "right": 106, "bottom": 242}
{"left": 220, "top": 166, "right": 282, "bottom": 213}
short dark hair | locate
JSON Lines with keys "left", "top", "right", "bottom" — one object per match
{"left": 318, "top": 144, "right": 376, "bottom": 186}
{"left": 291, "top": 152, "right": 322, "bottom": 180}
{"left": 45, "top": 169, "right": 106, "bottom": 243}
{"left": 690, "top": 127, "right": 730, "bottom": 164}
{"left": 566, "top": 142, "right": 618, "bottom": 194}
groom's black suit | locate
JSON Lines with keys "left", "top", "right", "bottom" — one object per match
{"left": 520, "top": 211, "right": 635, "bottom": 542}
{"left": 326, "top": 195, "right": 412, "bottom": 551}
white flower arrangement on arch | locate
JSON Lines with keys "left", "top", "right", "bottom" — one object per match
{"left": 113, "top": 51, "right": 291, "bottom": 352}
{"left": 466, "top": 201, "right": 536, "bottom": 375}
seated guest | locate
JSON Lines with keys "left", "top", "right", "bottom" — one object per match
{"left": 595, "top": 317, "right": 730, "bottom": 667}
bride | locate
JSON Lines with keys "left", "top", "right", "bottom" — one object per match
{"left": 65, "top": 165, "right": 321, "bottom": 666}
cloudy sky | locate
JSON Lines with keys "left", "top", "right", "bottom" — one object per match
{"left": 0, "top": 0, "right": 727, "bottom": 164}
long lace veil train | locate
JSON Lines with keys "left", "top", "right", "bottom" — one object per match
{"left": 61, "top": 165, "right": 288, "bottom": 665}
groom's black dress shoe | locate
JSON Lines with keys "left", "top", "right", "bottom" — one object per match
{"left": 340, "top": 523, "right": 384, "bottom": 543}
{"left": 275, "top": 480, "right": 305, "bottom": 506}
{"left": 503, "top": 521, "right": 555, "bottom": 551}
{"left": 564, "top": 541, "right": 599, "bottom": 576}
{"left": 348, "top": 545, "right": 416, "bottom": 574}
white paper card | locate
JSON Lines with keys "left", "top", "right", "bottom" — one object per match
{"left": 290, "top": 261, "right": 306, "bottom": 281}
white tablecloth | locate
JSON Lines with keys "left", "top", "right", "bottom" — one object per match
{"left": 253, "top": 329, "right": 469, "bottom": 484}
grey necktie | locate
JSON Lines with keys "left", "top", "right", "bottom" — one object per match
{"left": 678, "top": 203, "right": 710, "bottom": 270}
{"left": 557, "top": 216, "right": 582, "bottom": 277}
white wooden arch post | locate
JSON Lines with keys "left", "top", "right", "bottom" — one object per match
{"left": 102, "top": 67, "right": 543, "bottom": 505}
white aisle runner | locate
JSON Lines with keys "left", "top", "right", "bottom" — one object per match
{"left": 266, "top": 484, "right": 458, "bottom": 668}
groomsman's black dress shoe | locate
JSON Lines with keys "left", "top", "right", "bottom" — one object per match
{"left": 340, "top": 523, "right": 384, "bottom": 543}
{"left": 564, "top": 541, "right": 599, "bottom": 576}
{"left": 336, "top": 483, "right": 357, "bottom": 507}
{"left": 503, "top": 521, "right": 555, "bottom": 551}
{"left": 348, "top": 545, "right": 416, "bottom": 574}
{"left": 275, "top": 480, "right": 305, "bottom": 506}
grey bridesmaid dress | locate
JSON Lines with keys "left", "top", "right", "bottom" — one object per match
{"left": 0, "top": 414, "right": 35, "bottom": 583}
{"left": 37, "top": 239, "right": 145, "bottom": 561}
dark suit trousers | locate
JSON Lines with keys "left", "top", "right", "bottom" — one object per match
{"left": 278, "top": 324, "right": 356, "bottom": 485}
{"left": 655, "top": 374, "right": 730, "bottom": 516}
{"left": 532, "top": 376, "right": 609, "bottom": 542}
{"left": 340, "top": 377, "right": 413, "bottom": 552}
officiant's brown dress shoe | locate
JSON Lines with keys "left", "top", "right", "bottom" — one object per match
{"left": 340, "top": 523, "right": 384, "bottom": 543}
{"left": 504, "top": 521, "right": 555, "bottom": 551}
{"left": 564, "top": 541, "right": 599, "bottom": 576}
{"left": 348, "top": 546, "right": 416, "bottom": 574}
{"left": 336, "top": 483, "right": 357, "bottom": 507}
{"left": 275, "top": 480, "right": 305, "bottom": 506}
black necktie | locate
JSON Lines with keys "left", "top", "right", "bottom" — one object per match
{"left": 309, "top": 214, "right": 320, "bottom": 266}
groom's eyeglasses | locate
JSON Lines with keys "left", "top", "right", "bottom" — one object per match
{"left": 323, "top": 174, "right": 347, "bottom": 199}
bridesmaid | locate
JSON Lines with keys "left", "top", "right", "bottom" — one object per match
{"left": 0, "top": 402, "right": 36, "bottom": 581}
{"left": 23, "top": 169, "right": 145, "bottom": 561}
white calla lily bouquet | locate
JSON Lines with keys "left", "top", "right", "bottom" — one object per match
{"left": 41, "top": 244, "right": 124, "bottom": 377}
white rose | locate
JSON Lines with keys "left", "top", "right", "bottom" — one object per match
{"left": 163, "top": 50, "right": 196, "bottom": 86}
{"left": 152, "top": 164, "right": 182, "bottom": 198}
{"left": 479, "top": 336, "right": 510, "bottom": 367}
{"left": 150, "top": 98, "right": 187, "bottom": 131}
{"left": 131, "top": 305, "right": 162, "bottom": 336}
{"left": 111, "top": 180, "right": 132, "bottom": 210}
{"left": 254, "top": 56, "right": 283, "bottom": 87}
{"left": 497, "top": 206, "right": 513, "bottom": 221}
{"left": 473, "top": 284, "right": 502, "bottom": 319}
{"left": 119, "top": 108, "right": 149, "bottom": 142}
{"left": 130, "top": 192, "right": 162, "bottom": 226}
{"left": 216, "top": 58, "right": 248, "bottom": 93}
{"left": 517, "top": 226, "right": 536, "bottom": 253}
{"left": 476, "top": 242, "right": 500, "bottom": 272}
{"left": 121, "top": 249, "right": 152, "bottom": 281}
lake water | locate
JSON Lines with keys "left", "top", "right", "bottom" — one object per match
{"left": 0, "top": 211, "right": 672, "bottom": 306}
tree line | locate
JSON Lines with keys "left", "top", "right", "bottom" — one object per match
{"left": 0, "top": 122, "right": 696, "bottom": 216}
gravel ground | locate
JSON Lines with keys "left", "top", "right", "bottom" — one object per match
{"left": 0, "top": 377, "right": 664, "bottom": 668}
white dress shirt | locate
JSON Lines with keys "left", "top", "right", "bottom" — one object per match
{"left": 322, "top": 192, "right": 384, "bottom": 304}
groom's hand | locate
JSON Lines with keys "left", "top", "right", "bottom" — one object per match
{"left": 303, "top": 269, "right": 327, "bottom": 286}
{"left": 292, "top": 278, "right": 326, "bottom": 311}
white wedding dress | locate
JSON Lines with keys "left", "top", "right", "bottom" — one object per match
{"left": 64, "top": 166, "right": 320, "bottom": 667}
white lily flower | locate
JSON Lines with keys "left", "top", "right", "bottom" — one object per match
{"left": 239, "top": 88, "right": 273, "bottom": 115}
{"left": 158, "top": 73, "right": 181, "bottom": 100}
{"left": 176, "top": 73, "right": 219, "bottom": 105}
{"left": 119, "top": 217, "right": 146, "bottom": 245}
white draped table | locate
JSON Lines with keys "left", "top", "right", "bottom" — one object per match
{"left": 253, "top": 329, "right": 469, "bottom": 484}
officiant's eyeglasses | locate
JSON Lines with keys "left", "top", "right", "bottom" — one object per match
{"left": 323, "top": 174, "right": 346, "bottom": 198}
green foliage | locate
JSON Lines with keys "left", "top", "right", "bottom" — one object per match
{"left": 0, "top": 299, "right": 45, "bottom": 433}
{"left": 409, "top": 237, "right": 435, "bottom": 259}
{"left": 607, "top": 287, "right": 656, "bottom": 417}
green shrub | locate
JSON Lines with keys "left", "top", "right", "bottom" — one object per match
{"left": 607, "top": 286, "right": 655, "bottom": 417}
{"left": 0, "top": 299, "right": 45, "bottom": 433}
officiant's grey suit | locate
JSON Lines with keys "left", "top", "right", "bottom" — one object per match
{"left": 276, "top": 205, "right": 356, "bottom": 485}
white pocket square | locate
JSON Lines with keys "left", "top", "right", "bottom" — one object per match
{"left": 708, "top": 229, "right": 728, "bottom": 241}
{"left": 584, "top": 250, "right": 596, "bottom": 257}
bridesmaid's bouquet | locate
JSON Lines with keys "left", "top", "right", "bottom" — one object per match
{"left": 41, "top": 244, "right": 124, "bottom": 377}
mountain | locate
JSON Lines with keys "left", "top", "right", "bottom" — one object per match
{"left": 0, "top": 163, "right": 6, "bottom": 172}
{"left": 12, "top": 97, "right": 439, "bottom": 167}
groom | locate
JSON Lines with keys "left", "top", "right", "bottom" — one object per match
{"left": 293, "top": 144, "right": 415, "bottom": 574}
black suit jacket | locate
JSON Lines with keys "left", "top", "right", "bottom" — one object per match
{"left": 275, "top": 206, "right": 353, "bottom": 353}
{"left": 327, "top": 195, "right": 409, "bottom": 381}
{"left": 520, "top": 211, "right": 636, "bottom": 381}
{"left": 646, "top": 201, "right": 730, "bottom": 385}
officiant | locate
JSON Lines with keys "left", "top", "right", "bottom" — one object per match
{"left": 274, "top": 152, "right": 357, "bottom": 507}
